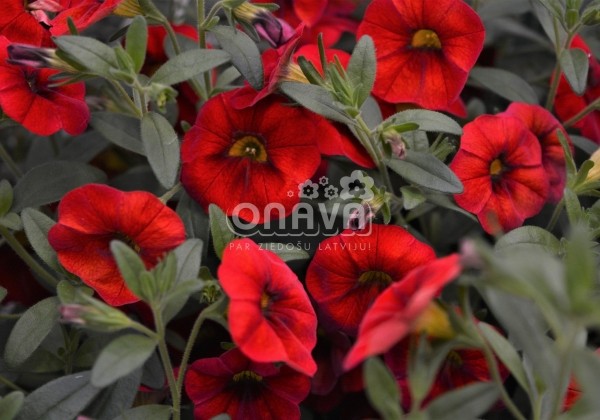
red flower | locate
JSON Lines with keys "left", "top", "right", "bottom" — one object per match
{"left": 255, "top": 0, "right": 358, "bottom": 46}
{"left": 450, "top": 114, "right": 549, "bottom": 234}
{"left": 0, "top": 0, "right": 56, "bottom": 46}
{"left": 384, "top": 337, "right": 503, "bottom": 409}
{"left": 554, "top": 36, "right": 600, "bottom": 142}
{"left": 562, "top": 348, "right": 600, "bottom": 411}
{"left": 218, "top": 239, "right": 318, "bottom": 376}
{"left": 185, "top": 347, "right": 311, "bottom": 420}
{"left": 48, "top": 184, "right": 186, "bottom": 306}
{"left": 50, "top": 0, "right": 123, "bottom": 36}
{"left": 343, "top": 254, "right": 461, "bottom": 370}
{"left": 306, "top": 224, "right": 436, "bottom": 337}
{"left": 502, "top": 102, "right": 572, "bottom": 203}
{"left": 358, "top": 0, "right": 484, "bottom": 110}
{"left": 0, "top": 36, "right": 89, "bottom": 136}
{"left": 180, "top": 91, "right": 321, "bottom": 223}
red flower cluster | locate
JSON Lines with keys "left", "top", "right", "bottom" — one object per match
{"left": 49, "top": 184, "right": 186, "bottom": 306}
{"left": 358, "top": 0, "right": 485, "bottom": 110}
{"left": 450, "top": 114, "right": 549, "bottom": 234}
{"left": 180, "top": 91, "right": 322, "bottom": 222}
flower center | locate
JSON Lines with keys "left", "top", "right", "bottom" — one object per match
{"left": 228, "top": 135, "right": 267, "bottom": 162}
{"left": 114, "top": 232, "right": 141, "bottom": 253}
{"left": 412, "top": 302, "right": 455, "bottom": 339}
{"left": 489, "top": 158, "right": 504, "bottom": 176}
{"left": 260, "top": 292, "right": 270, "bottom": 311}
{"left": 232, "top": 370, "right": 263, "bottom": 383}
{"left": 411, "top": 29, "right": 442, "bottom": 50}
{"left": 358, "top": 270, "right": 393, "bottom": 286}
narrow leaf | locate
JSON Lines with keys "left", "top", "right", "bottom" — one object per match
{"left": 12, "top": 162, "right": 106, "bottom": 212}
{"left": 4, "top": 297, "right": 60, "bottom": 367}
{"left": 112, "top": 405, "right": 172, "bottom": 420}
{"left": 110, "top": 240, "right": 147, "bottom": 299}
{"left": 209, "top": 204, "right": 235, "bottom": 259}
{"left": 0, "top": 391, "right": 24, "bottom": 420}
{"left": 91, "top": 112, "right": 145, "bottom": 155}
{"left": 382, "top": 109, "right": 462, "bottom": 135}
{"left": 425, "top": 382, "right": 500, "bottom": 420}
{"left": 54, "top": 36, "right": 118, "bottom": 78}
{"left": 0, "top": 179, "right": 13, "bottom": 216}
{"left": 151, "top": 49, "right": 231, "bottom": 86}
{"left": 346, "top": 35, "right": 376, "bottom": 106}
{"left": 469, "top": 66, "right": 538, "bottom": 103}
{"left": 21, "top": 208, "right": 61, "bottom": 272}
{"left": 91, "top": 334, "right": 157, "bottom": 387}
{"left": 364, "top": 358, "right": 403, "bottom": 420}
{"left": 560, "top": 48, "right": 590, "bottom": 95}
{"left": 210, "top": 26, "right": 263, "bottom": 89}
{"left": 386, "top": 152, "right": 463, "bottom": 194}
{"left": 495, "top": 226, "right": 561, "bottom": 255}
{"left": 141, "top": 112, "right": 180, "bottom": 189}
{"left": 280, "top": 82, "right": 353, "bottom": 124}
{"left": 126, "top": 16, "right": 148, "bottom": 73}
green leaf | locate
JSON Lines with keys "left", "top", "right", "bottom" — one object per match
{"left": 0, "top": 179, "right": 13, "bottom": 217}
{"left": 91, "top": 112, "right": 145, "bottom": 155}
{"left": 571, "top": 135, "right": 597, "bottom": 155}
{"left": 279, "top": 82, "right": 353, "bottom": 124}
{"left": 16, "top": 371, "right": 101, "bottom": 420}
{"left": 346, "top": 35, "right": 376, "bottom": 107}
{"left": 565, "top": 228, "right": 597, "bottom": 306}
{"left": 469, "top": 66, "right": 538, "bottom": 104}
{"left": 407, "top": 338, "right": 455, "bottom": 406}
{"left": 0, "top": 286, "right": 6, "bottom": 303}
{"left": 91, "top": 334, "right": 157, "bottom": 388}
{"left": 0, "top": 213, "right": 21, "bottom": 230}
{"left": 571, "top": 348, "right": 600, "bottom": 412}
{"left": 425, "top": 382, "right": 500, "bottom": 420}
{"left": 162, "top": 279, "right": 205, "bottom": 322}
{"left": 564, "top": 187, "right": 584, "bottom": 225}
{"left": 400, "top": 186, "right": 426, "bottom": 210}
{"left": 141, "top": 112, "right": 180, "bottom": 189}
{"left": 126, "top": 16, "right": 148, "bottom": 73}
{"left": 495, "top": 226, "right": 561, "bottom": 255}
{"left": 364, "top": 358, "right": 403, "bottom": 420}
{"left": 259, "top": 243, "right": 310, "bottom": 261}
{"left": 21, "top": 208, "right": 61, "bottom": 271}
{"left": 386, "top": 151, "right": 463, "bottom": 194}
{"left": 209, "top": 204, "right": 235, "bottom": 259}
{"left": 12, "top": 162, "right": 107, "bottom": 212}
{"left": 4, "top": 297, "right": 60, "bottom": 367}
{"left": 210, "top": 25, "right": 263, "bottom": 90}
{"left": 57, "top": 280, "right": 94, "bottom": 304}
{"left": 560, "top": 48, "right": 590, "bottom": 95}
{"left": 151, "top": 49, "right": 231, "bottom": 86}
{"left": 478, "top": 322, "right": 531, "bottom": 396}
{"left": 54, "top": 36, "right": 118, "bottom": 78}
{"left": 111, "top": 405, "right": 172, "bottom": 420}
{"left": 174, "top": 239, "right": 203, "bottom": 282}
{"left": 382, "top": 109, "right": 463, "bottom": 135}
{"left": 110, "top": 240, "right": 147, "bottom": 300}
{"left": 0, "top": 391, "right": 24, "bottom": 420}
{"left": 85, "top": 368, "right": 142, "bottom": 420}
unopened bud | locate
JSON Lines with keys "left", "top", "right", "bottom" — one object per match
{"left": 60, "top": 300, "right": 133, "bottom": 332}
{"left": 7, "top": 44, "right": 76, "bottom": 72}
{"left": 382, "top": 130, "right": 407, "bottom": 159}
{"left": 582, "top": 8, "right": 600, "bottom": 25}
{"left": 459, "top": 239, "right": 484, "bottom": 269}
{"left": 232, "top": 2, "right": 293, "bottom": 47}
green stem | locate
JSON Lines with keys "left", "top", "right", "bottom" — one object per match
{"left": 0, "top": 374, "right": 25, "bottom": 393}
{"left": 159, "top": 183, "right": 182, "bottom": 203}
{"left": 175, "top": 310, "right": 207, "bottom": 397}
{"left": 161, "top": 19, "right": 207, "bottom": 101}
{"left": 110, "top": 80, "right": 142, "bottom": 118}
{"left": 0, "top": 142, "right": 23, "bottom": 179}
{"left": 153, "top": 308, "right": 181, "bottom": 420}
{"left": 197, "top": 0, "right": 213, "bottom": 96}
{"left": 564, "top": 97, "right": 600, "bottom": 128}
{"left": 546, "top": 198, "right": 565, "bottom": 231}
{"left": 0, "top": 313, "right": 23, "bottom": 320}
{"left": 0, "top": 225, "right": 58, "bottom": 289}
{"left": 355, "top": 116, "right": 394, "bottom": 193}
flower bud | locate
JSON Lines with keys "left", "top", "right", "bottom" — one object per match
{"left": 582, "top": 8, "right": 600, "bottom": 25}
{"left": 7, "top": 44, "right": 76, "bottom": 72}
{"left": 232, "top": 2, "right": 294, "bottom": 47}
{"left": 382, "top": 130, "right": 407, "bottom": 159}
{"left": 114, "top": 0, "right": 143, "bottom": 17}
{"left": 60, "top": 300, "right": 134, "bottom": 332}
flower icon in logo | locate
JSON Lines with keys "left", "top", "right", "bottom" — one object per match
{"left": 324, "top": 185, "right": 339, "bottom": 200}
{"left": 287, "top": 190, "right": 294, "bottom": 198}
{"left": 319, "top": 176, "right": 329, "bottom": 186}
{"left": 298, "top": 180, "right": 319, "bottom": 199}
{"left": 340, "top": 170, "right": 375, "bottom": 200}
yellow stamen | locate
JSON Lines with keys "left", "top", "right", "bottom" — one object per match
{"left": 490, "top": 158, "right": 503, "bottom": 176}
{"left": 411, "top": 29, "right": 442, "bottom": 50}
{"left": 358, "top": 270, "right": 393, "bottom": 286}
{"left": 232, "top": 370, "right": 263, "bottom": 383}
{"left": 260, "top": 292, "right": 270, "bottom": 311}
{"left": 228, "top": 135, "right": 268, "bottom": 162}
{"left": 412, "top": 302, "right": 455, "bottom": 339}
